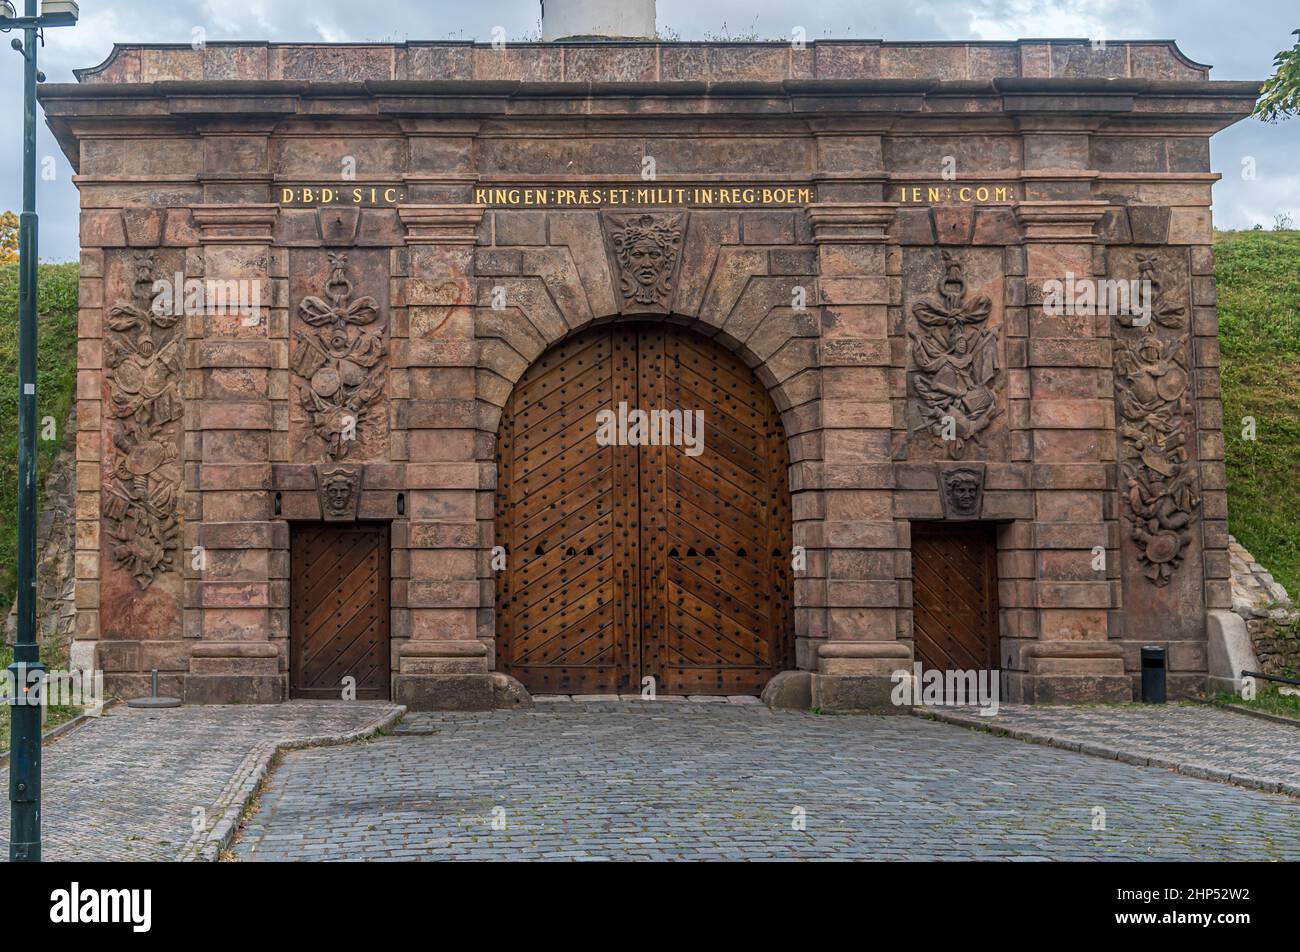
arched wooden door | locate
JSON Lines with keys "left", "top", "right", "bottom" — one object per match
{"left": 495, "top": 323, "right": 793, "bottom": 696}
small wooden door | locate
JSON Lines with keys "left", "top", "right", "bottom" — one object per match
{"left": 290, "top": 522, "right": 391, "bottom": 699}
{"left": 495, "top": 323, "right": 793, "bottom": 696}
{"left": 911, "top": 522, "right": 999, "bottom": 676}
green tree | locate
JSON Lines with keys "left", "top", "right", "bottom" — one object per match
{"left": 1255, "top": 29, "right": 1300, "bottom": 122}
{"left": 0, "top": 211, "right": 18, "bottom": 264}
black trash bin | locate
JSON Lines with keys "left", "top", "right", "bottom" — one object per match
{"left": 1141, "top": 646, "right": 1166, "bottom": 704}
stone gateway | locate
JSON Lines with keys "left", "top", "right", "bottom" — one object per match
{"left": 39, "top": 37, "right": 1256, "bottom": 710}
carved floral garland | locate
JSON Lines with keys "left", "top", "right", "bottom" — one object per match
{"left": 291, "top": 252, "right": 386, "bottom": 460}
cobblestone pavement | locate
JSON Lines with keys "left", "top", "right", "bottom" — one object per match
{"left": 0, "top": 701, "right": 401, "bottom": 861}
{"left": 233, "top": 702, "right": 1300, "bottom": 861}
{"left": 927, "top": 703, "right": 1300, "bottom": 796}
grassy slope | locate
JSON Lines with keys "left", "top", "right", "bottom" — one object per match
{"left": 0, "top": 262, "right": 81, "bottom": 743}
{"left": 1215, "top": 231, "right": 1300, "bottom": 598}
{"left": 0, "top": 262, "right": 79, "bottom": 619}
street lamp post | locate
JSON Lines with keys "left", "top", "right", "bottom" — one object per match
{"left": 2, "top": 0, "right": 78, "bottom": 863}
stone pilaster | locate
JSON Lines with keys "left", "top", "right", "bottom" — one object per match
{"left": 71, "top": 242, "right": 105, "bottom": 687}
{"left": 392, "top": 204, "right": 493, "bottom": 709}
{"left": 184, "top": 204, "right": 282, "bottom": 702}
{"left": 1012, "top": 200, "right": 1130, "bottom": 702}
{"left": 805, "top": 203, "right": 911, "bottom": 711}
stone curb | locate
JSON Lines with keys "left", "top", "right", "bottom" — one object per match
{"left": 0, "top": 699, "right": 120, "bottom": 769}
{"left": 917, "top": 707, "right": 1300, "bottom": 801}
{"left": 180, "top": 704, "right": 406, "bottom": 862}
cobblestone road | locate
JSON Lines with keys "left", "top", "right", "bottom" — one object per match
{"left": 0, "top": 701, "right": 401, "bottom": 861}
{"left": 929, "top": 703, "right": 1300, "bottom": 796}
{"left": 233, "top": 702, "right": 1300, "bottom": 861}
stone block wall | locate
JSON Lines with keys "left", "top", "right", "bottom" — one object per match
{"left": 40, "top": 38, "right": 1258, "bottom": 708}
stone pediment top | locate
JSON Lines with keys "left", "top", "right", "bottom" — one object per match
{"left": 70, "top": 38, "right": 1220, "bottom": 86}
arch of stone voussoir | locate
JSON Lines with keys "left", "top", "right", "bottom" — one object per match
{"left": 472, "top": 229, "right": 826, "bottom": 677}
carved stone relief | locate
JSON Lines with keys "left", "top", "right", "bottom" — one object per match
{"left": 317, "top": 464, "right": 362, "bottom": 522}
{"left": 907, "top": 252, "right": 1003, "bottom": 460}
{"left": 102, "top": 251, "right": 182, "bottom": 590}
{"left": 939, "top": 463, "right": 986, "bottom": 520}
{"left": 1118, "top": 253, "right": 1187, "bottom": 330}
{"left": 1113, "top": 257, "right": 1199, "bottom": 585}
{"left": 604, "top": 212, "right": 685, "bottom": 311}
{"left": 290, "top": 252, "right": 387, "bottom": 461}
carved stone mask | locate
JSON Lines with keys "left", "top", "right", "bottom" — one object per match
{"left": 627, "top": 239, "right": 666, "bottom": 286}
{"left": 325, "top": 478, "right": 352, "bottom": 514}
{"left": 317, "top": 464, "right": 361, "bottom": 521}
{"left": 941, "top": 466, "right": 984, "bottom": 518}
{"left": 950, "top": 476, "right": 979, "bottom": 513}
{"left": 607, "top": 212, "right": 684, "bottom": 310}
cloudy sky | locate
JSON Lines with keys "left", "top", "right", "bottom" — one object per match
{"left": 1, "top": 0, "right": 1296, "bottom": 261}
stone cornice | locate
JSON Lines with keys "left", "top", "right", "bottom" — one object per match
{"left": 1013, "top": 200, "right": 1109, "bottom": 242}
{"left": 806, "top": 203, "right": 899, "bottom": 243}
{"left": 398, "top": 205, "right": 485, "bottom": 245}
{"left": 191, "top": 204, "right": 279, "bottom": 244}
{"left": 70, "top": 39, "right": 1218, "bottom": 85}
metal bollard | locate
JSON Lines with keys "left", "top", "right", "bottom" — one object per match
{"left": 1141, "top": 646, "right": 1166, "bottom": 704}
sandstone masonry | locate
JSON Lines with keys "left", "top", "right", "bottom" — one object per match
{"left": 40, "top": 38, "right": 1258, "bottom": 709}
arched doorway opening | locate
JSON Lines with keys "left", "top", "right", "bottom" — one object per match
{"left": 494, "top": 322, "right": 793, "bottom": 696}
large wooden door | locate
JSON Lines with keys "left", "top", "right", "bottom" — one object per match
{"left": 911, "top": 522, "right": 999, "bottom": 676}
{"left": 290, "top": 522, "right": 391, "bottom": 699}
{"left": 495, "top": 323, "right": 792, "bottom": 696}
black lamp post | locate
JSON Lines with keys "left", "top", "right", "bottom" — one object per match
{"left": 2, "top": 0, "right": 78, "bottom": 863}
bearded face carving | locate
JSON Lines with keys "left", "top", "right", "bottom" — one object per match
{"left": 607, "top": 212, "right": 684, "bottom": 311}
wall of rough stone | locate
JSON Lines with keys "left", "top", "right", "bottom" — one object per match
{"left": 1229, "top": 536, "right": 1299, "bottom": 679}
{"left": 5, "top": 406, "right": 78, "bottom": 666}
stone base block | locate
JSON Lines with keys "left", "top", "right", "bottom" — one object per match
{"left": 761, "top": 669, "right": 813, "bottom": 710}
{"left": 183, "top": 674, "right": 284, "bottom": 704}
{"left": 1017, "top": 674, "right": 1132, "bottom": 704}
{"left": 69, "top": 639, "right": 98, "bottom": 676}
{"left": 1206, "top": 609, "right": 1258, "bottom": 696}
{"left": 491, "top": 672, "right": 534, "bottom": 709}
{"left": 1165, "top": 673, "right": 1208, "bottom": 699}
{"left": 394, "top": 673, "right": 494, "bottom": 710}
{"left": 811, "top": 673, "right": 908, "bottom": 714}
{"left": 1014, "top": 640, "right": 1132, "bottom": 703}
{"left": 106, "top": 671, "right": 186, "bottom": 701}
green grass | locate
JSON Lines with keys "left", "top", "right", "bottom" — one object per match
{"left": 1215, "top": 230, "right": 1300, "bottom": 598}
{"left": 0, "top": 643, "right": 85, "bottom": 752}
{"left": 1214, "top": 686, "right": 1300, "bottom": 720}
{"left": 0, "top": 262, "right": 80, "bottom": 622}
{"left": 0, "top": 262, "right": 81, "bottom": 748}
